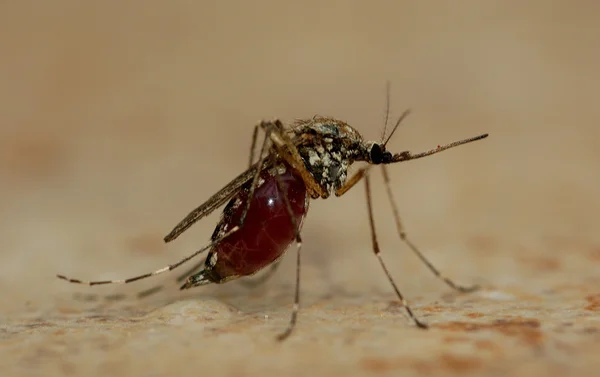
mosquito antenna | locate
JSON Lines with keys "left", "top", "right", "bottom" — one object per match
{"left": 391, "top": 133, "right": 488, "bottom": 163}
{"left": 380, "top": 81, "right": 392, "bottom": 143}
{"left": 383, "top": 108, "right": 412, "bottom": 148}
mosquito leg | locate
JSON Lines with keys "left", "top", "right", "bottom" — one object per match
{"left": 364, "top": 173, "right": 428, "bottom": 329}
{"left": 248, "top": 125, "right": 259, "bottom": 168}
{"left": 260, "top": 120, "right": 326, "bottom": 198}
{"left": 234, "top": 147, "right": 307, "bottom": 340}
{"left": 275, "top": 241, "right": 302, "bottom": 341}
{"left": 69, "top": 250, "right": 207, "bottom": 302}
{"left": 268, "top": 153, "right": 304, "bottom": 341}
{"left": 71, "top": 251, "right": 209, "bottom": 301}
{"left": 335, "top": 166, "right": 371, "bottom": 197}
{"left": 56, "top": 224, "right": 242, "bottom": 287}
{"left": 232, "top": 139, "right": 306, "bottom": 339}
{"left": 381, "top": 165, "right": 479, "bottom": 293}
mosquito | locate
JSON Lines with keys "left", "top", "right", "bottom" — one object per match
{"left": 58, "top": 103, "right": 488, "bottom": 340}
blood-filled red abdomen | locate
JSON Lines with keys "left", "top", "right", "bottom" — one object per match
{"left": 209, "top": 165, "right": 308, "bottom": 281}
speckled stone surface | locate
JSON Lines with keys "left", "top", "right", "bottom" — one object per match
{"left": 1, "top": 2, "right": 599, "bottom": 377}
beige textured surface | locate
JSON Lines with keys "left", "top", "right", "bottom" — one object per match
{"left": 1, "top": 2, "right": 599, "bottom": 376}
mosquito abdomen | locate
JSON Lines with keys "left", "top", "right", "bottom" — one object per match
{"left": 208, "top": 164, "right": 309, "bottom": 280}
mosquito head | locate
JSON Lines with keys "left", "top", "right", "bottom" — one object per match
{"left": 364, "top": 108, "right": 412, "bottom": 165}
{"left": 365, "top": 142, "right": 393, "bottom": 165}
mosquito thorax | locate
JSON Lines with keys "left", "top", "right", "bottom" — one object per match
{"left": 364, "top": 142, "right": 392, "bottom": 165}
{"left": 291, "top": 117, "right": 373, "bottom": 197}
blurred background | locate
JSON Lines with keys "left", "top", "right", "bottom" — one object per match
{"left": 1, "top": 1, "right": 599, "bottom": 375}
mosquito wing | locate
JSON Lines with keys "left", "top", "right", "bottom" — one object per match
{"left": 164, "top": 160, "right": 271, "bottom": 243}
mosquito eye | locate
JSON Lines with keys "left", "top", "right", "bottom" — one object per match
{"left": 370, "top": 143, "right": 383, "bottom": 164}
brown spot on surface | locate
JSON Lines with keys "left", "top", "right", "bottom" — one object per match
{"left": 60, "top": 361, "right": 76, "bottom": 376}
{"left": 360, "top": 357, "right": 401, "bottom": 373}
{"left": 439, "top": 353, "right": 483, "bottom": 373}
{"left": 466, "top": 312, "right": 485, "bottom": 318}
{"left": 584, "top": 294, "right": 600, "bottom": 311}
{"left": 551, "top": 282, "right": 590, "bottom": 294}
{"left": 589, "top": 247, "right": 600, "bottom": 262}
{"left": 359, "top": 357, "right": 434, "bottom": 374}
{"left": 541, "top": 235, "right": 594, "bottom": 253}
{"left": 466, "top": 235, "right": 498, "bottom": 254}
{"left": 443, "top": 335, "right": 470, "bottom": 343}
{"left": 360, "top": 354, "right": 482, "bottom": 374}
{"left": 437, "top": 318, "right": 543, "bottom": 347}
{"left": 422, "top": 305, "right": 446, "bottom": 313}
{"left": 474, "top": 339, "right": 501, "bottom": 352}
{"left": 518, "top": 255, "right": 561, "bottom": 271}
{"left": 581, "top": 326, "right": 600, "bottom": 334}
{"left": 0, "top": 134, "right": 68, "bottom": 180}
